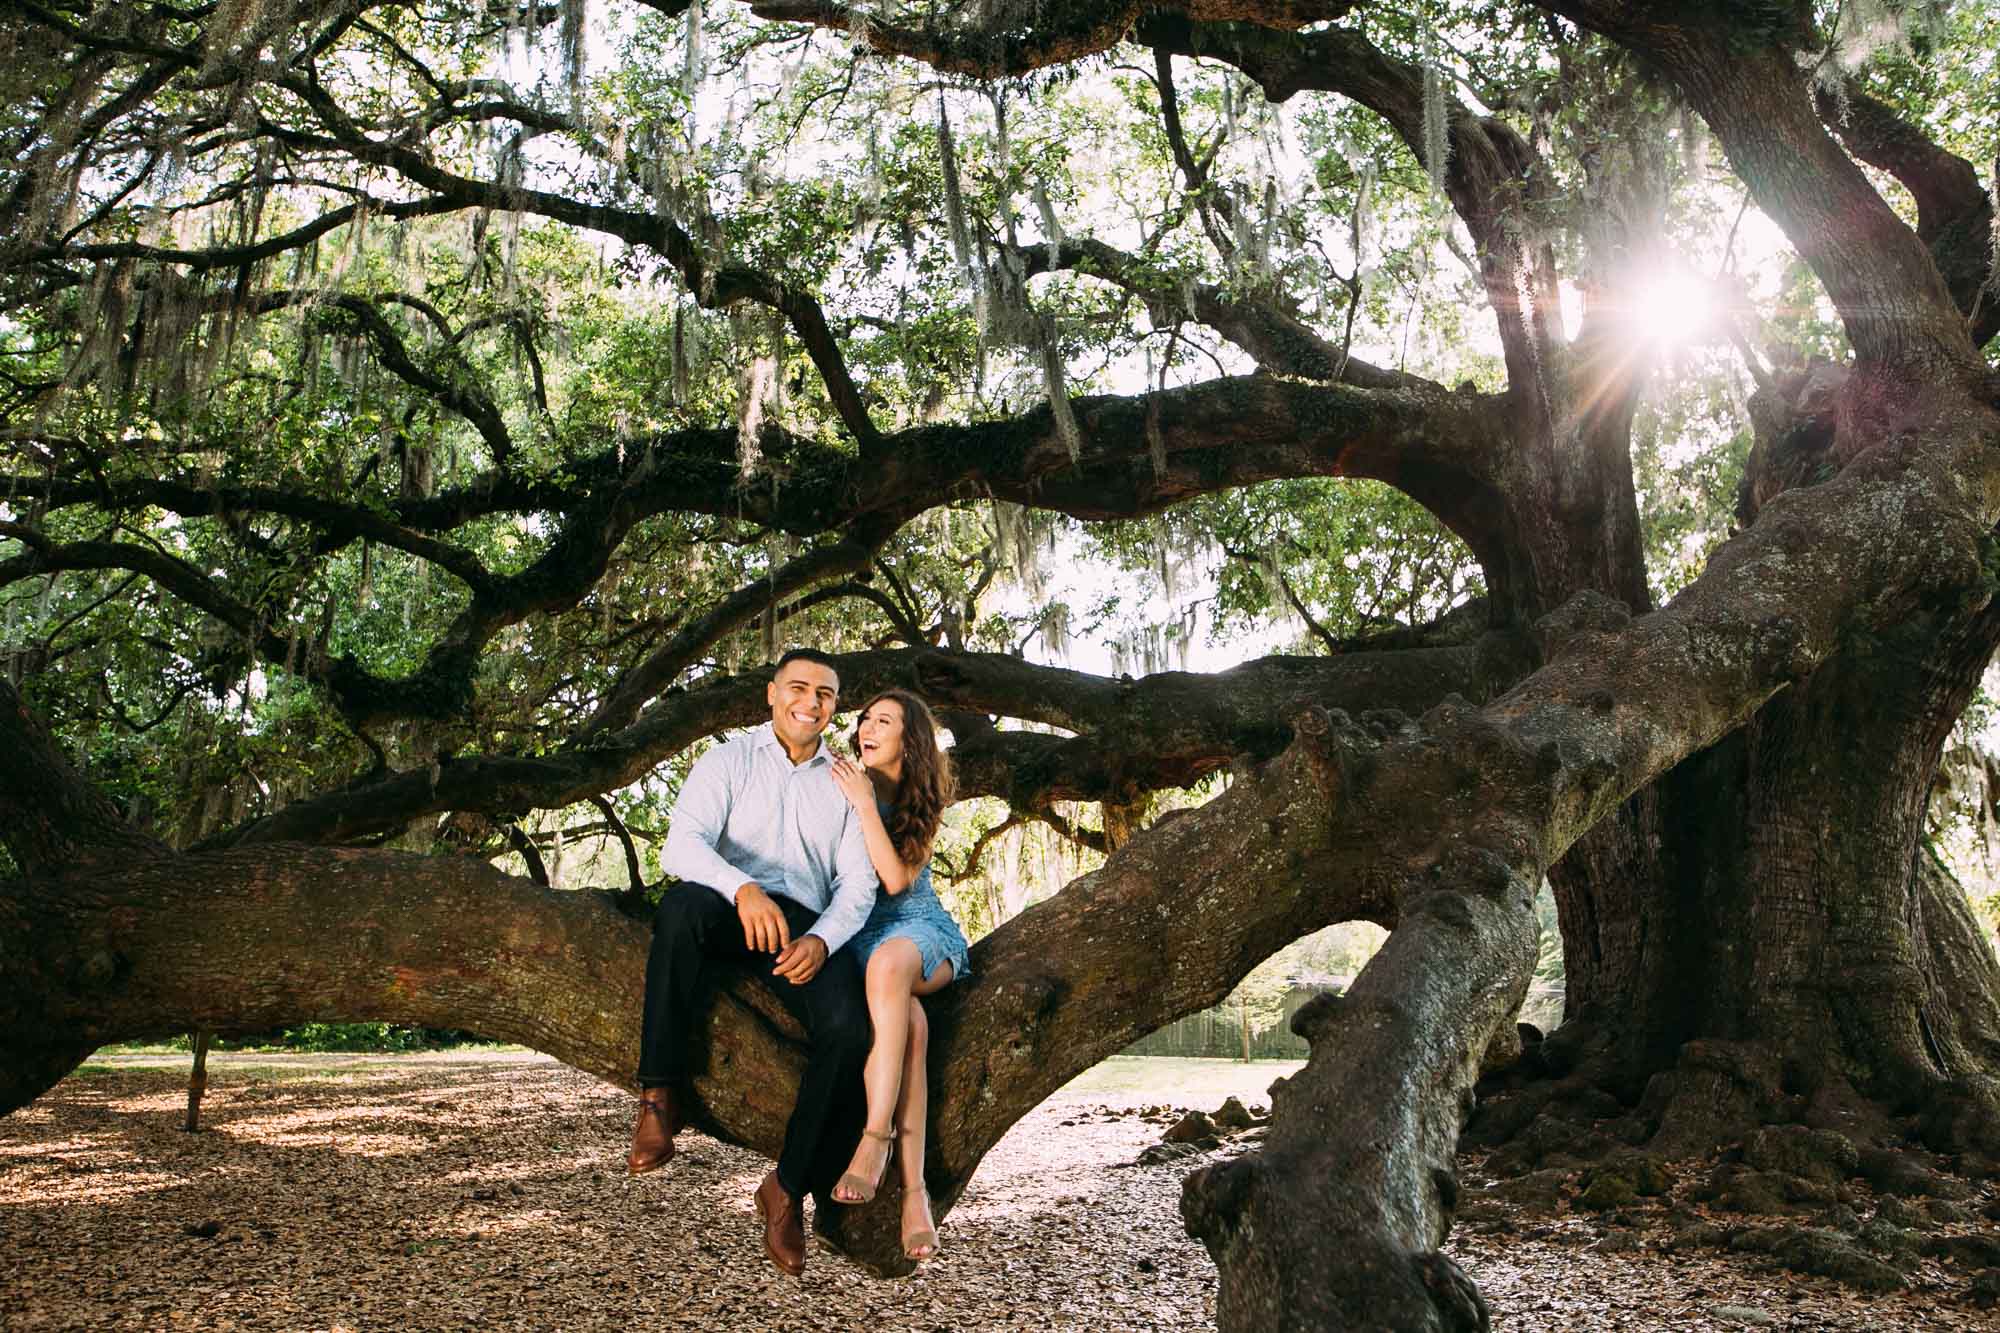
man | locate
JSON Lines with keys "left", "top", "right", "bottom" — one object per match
{"left": 628, "top": 647, "right": 876, "bottom": 1277}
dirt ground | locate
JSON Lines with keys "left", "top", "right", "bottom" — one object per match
{"left": 1, "top": 1053, "right": 1992, "bottom": 1331}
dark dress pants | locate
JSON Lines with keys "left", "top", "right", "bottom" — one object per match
{"left": 636, "top": 881, "right": 868, "bottom": 1200}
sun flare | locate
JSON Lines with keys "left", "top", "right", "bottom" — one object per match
{"left": 1629, "top": 267, "right": 1716, "bottom": 349}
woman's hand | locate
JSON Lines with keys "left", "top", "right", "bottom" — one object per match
{"left": 829, "top": 755, "right": 875, "bottom": 811}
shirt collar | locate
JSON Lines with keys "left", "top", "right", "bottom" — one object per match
{"left": 752, "top": 720, "right": 829, "bottom": 767}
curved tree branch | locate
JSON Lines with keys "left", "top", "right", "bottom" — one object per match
{"left": 997, "top": 234, "right": 1425, "bottom": 389}
{"left": 1814, "top": 79, "right": 1999, "bottom": 348}
{"left": 578, "top": 517, "right": 901, "bottom": 737}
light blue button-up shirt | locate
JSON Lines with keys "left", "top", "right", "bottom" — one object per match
{"left": 661, "top": 722, "right": 877, "bottom": 955}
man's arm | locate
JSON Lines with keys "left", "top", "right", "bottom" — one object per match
{"left": 804, "top": 805, "right": 881, "bottom": 958}
{"left": 661, "top": 745, "right": 755, "bottom": 902}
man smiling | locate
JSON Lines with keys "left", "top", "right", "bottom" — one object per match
{"left": 628, "top": 648, "right": 875, "bottom": 1276}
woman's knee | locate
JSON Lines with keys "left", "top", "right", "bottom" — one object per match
{"left": 865, "top": 939, "right": 922, "bottom": 994}
{"left": 905, "top": 998, "right": 929, "bottom": 1052}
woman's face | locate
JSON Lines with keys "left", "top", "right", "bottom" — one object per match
{"left": 855, "top": 698, "right": 908, "bottom": 775}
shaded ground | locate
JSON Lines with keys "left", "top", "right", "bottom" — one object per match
{"left": 1, "top": 1054, "right": 1992, "bottom": 1331}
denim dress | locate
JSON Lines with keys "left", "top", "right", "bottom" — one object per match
{"left": 845, "top": 804, "right": 971, "bottom": 984}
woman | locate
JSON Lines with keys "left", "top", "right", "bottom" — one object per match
{"left": 826, "top": 688, "right": 968, "bottom": 1261}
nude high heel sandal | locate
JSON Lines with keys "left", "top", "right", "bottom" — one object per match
{"left": 832, "top": 1126, "right": 895, "bottom": 1204}
{"left": 898, "top": 1128, "right": 939, "bottom": 1260}
{"left": 901, "top": 1186, "right": 939, "bottom": 1261}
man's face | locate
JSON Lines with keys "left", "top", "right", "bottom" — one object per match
{"left": 767, "top": 659, "right": 840, "bottom": 752}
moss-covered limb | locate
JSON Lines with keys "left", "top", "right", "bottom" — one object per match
{"left": 3, "top": 473, "right": 494, "bottom": 585}
{"left": 7, "top": 369, "right": 1510, "bottom": 728}
{"left": 9, "top": 370, "right": 1488, "bottom": 536}
{"left": 205, "top": 632, "right": 1535, "bottom": 848}
{"left": 305, "top": 291, "right": 516, "bottom": 464}
{"left": 260, "top": 71, "right": 882, "bottom": 446}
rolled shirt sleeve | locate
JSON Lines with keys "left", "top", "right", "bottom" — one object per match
{"left": 662, "top": 746, "right": 755, "bottom": 902}
{"left": 804, "top": 805, "right": 880, "bottom": 956}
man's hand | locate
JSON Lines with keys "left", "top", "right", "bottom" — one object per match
{"left": 736, "top": 883, "right": 791, "bottom": 953}
{"left": 772, "top": 935, "right": 827, "bottom": 986}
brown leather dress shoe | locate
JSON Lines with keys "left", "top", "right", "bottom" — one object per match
{"left": 626, "top": 1086, "right": 685, "bottom": 1176}
{"left": 752, "top": 1169, "right": 806, "bottom": 1277}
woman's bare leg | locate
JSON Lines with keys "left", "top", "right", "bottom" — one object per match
{"left": 833, "top": 939, "right": 923, "bottom": 1202}
{"left": 893, "top": 996, "right": 929, "bottom": 1192}
{"left": 898, "top": 961, "right": 952, "bottom": 1256}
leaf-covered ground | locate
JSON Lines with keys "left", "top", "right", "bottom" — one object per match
{"left": 0, "top": 1054, "right": 1990, "bottom": 1331}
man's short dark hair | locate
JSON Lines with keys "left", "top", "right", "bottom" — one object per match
{"left": 773, "top": 647, "right": 840, "bottom": 680}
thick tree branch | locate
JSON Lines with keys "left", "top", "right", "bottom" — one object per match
{"left": 8, "top": 368, "right": 1516, "bottom": 726}
{"left": 18, "top": 370, "right": 1505, "bottom": 552}
{"left": 746, "top": 0, "right": 1358, "bottom": 79}
{"left": 1815, "top": 81, "right": 1999, "bottom": 348}
{"left": 0, "top": 677, "right": 166, "bottom": 875}
{"left": 0, "top": 473, "right": 496, "bottom": 589}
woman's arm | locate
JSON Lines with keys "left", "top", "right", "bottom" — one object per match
{"left": 830, "top": 757, "right": 921, "bottom": 893}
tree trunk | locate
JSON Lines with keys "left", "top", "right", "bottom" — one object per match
{"left": 1484, "top": 576, "right": 2000, "bottom": 1169}
{"left": 1643, "top": 598, "right": 2000, "bottom": 1157}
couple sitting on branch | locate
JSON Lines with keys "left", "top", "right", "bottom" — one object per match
{"left": 624, "top": 647, "right": 969, "bottom": 1275}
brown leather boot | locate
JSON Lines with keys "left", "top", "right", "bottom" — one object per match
{"left": 752, "top": 1170, "right": 806, "bottom": 1277}
{"left": 626, "top": 1086, "right": 685, "bottom": 1176}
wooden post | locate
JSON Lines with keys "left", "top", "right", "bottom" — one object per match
{"left": 183, "top": 1028, "right": 211, "bottom": 1132}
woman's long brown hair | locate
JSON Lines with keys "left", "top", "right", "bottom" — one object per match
{"left": 852, "top": 689, "right": 954, "bottom": 866}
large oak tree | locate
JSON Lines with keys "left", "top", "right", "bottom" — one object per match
{"left": 4, "top": 1, "right": 1998, "bottom": 1328}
